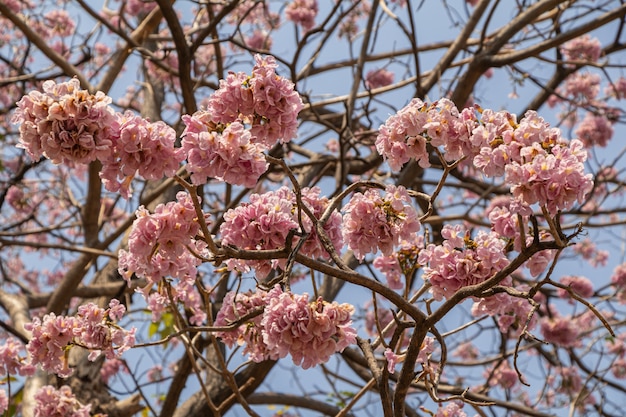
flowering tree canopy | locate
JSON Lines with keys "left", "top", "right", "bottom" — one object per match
{"left": 0, "top": 1, "right": 626, "bottom": 416}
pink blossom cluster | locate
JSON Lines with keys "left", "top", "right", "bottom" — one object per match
{"left": 12, "top": 79, "right": 186, "bottom": 199}
{"left": 471, "top": 285, "right": 537, "bottom": 337}
{"left": 12, "top": 78, "right": 118, "bottom": 165}
{"left": 611, "top": 263, "right": 626, "bottom": 304}
{"left": 606, "top": 333, "right": 626, "bottom": 379}
{"left": 205, "top": 55, "right": 303, "bottom": 147}
{"left": 365, "top": 68, "right": 395, "bottom": 89}
{"left": 24, "top": 300, "right": 135, "bottom": 378}
{"left": 214, "top": 285, "right": 356, "bottom": 368}
{"left": 181, "top": 116, "right": 267, "bottom": 188}
{"left": 182, "top": 55, "right": 302, "bottom": 187}
{"left": 342, "top": 185, "right": 420, "bottom": 261}
{"left": 574, "top": 112, "right": 613, "bottom": 148}
{"left": 220, "top": 186, "right": 343, "bottom": 276}
{"left": 375, "top": 98, "right": 475, "bottom": 170}
{"left": 373, "top": 237, "right": 424, "bottom": 290}
{"left": 100, "top": 111, "right": 185, "bottom": 198}
{"left": 473, "top": 110, "right": 594, "bottom": 215}
{"left": 540, "top": 312, "right": 582, "bottom": 348}
{"left": 560, "top": 35, "right": 602, "bottom": 63}
{"left": 434, "top": 401, "right": 469, "bottom": 417}
{"left": 33, "top": 385, "right": 91, "bottom": 417}
{"left": 419, "top": 224, "right": 509, "bottom": 300}
{"left": 572, "top": 238, "right": 609, "bottom": 267}
{"left": 285, "top": 0, "right": 318, "bottom": 31}
{"left": 118, "top": 191, "right": 207, "bottom": 284}
{"left": 0, "top": 337, "right": 35, "bottom": 377}
{"left": 485, "top": 360, "right": 518, "bottom": 389}
{"left": 606, "top": 76, "right": 626, "bottom": 99}
{"left": 557, "top": 275, "right": 594, "bottom": 301}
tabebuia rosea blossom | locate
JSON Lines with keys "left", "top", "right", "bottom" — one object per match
{"left": 118, "top": 191, "right": 208, "bottom": 324}
{"left": 342, "top": 185, "right": 420, "bottom": 261}
{"left": 285, "top": 0, "right": 318, "bottom": 31}
{"left": 373, "top": 237, "right": 424, "bottom": 290}
{"left": 182, "top": 54, "right": 303, "bottom": 187}
{"left": 118, "top": 191, "right": 207, "bottom": 284}
{"left": 376, "top": 99, "right": 593, "bottom": 216}
{"left": 24, "top": 300, "right": 135, "bottom": 378}
{"left": 214, "top": 285, "right": 356, "bottom": 369}
{"left": 220, "top": 186, "right": 343, "bottom": 276}
{"left": 418, "top": 224, "right": 509, "bottom": 301}
{"left": 100, "top": 110, "right": 185, "bottom": 198}
{"left": 181, "top": 116, "right": 268, "bottom": 188}
{"left": 205, "top": 54, "right": 303, "bottom": 147}
{"left": 12, "top": 78, "right": 118, "bottom": 165}
{"left": 33, "top": 385, "right": 91, "bottom": 417}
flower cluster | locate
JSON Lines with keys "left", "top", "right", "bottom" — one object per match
{"left": 206, "top": 54, "right": 303, "bottom": 147}
{"left": 373, "top": 238, "right": 424, "bottom": 290}
{"left": 182, "top": 55, "right": 302, "bottom": 187}
{"left": 34, "top": 385, "right": 91, "bottom": 417}
{"left": 24, "top": 300, "right": 135, "bottom": 378}
{"left": 214, "top": 286, "right": 356, "bottom": 368}
{"left": 0, "top": 337, "right": 35, "bottom": 377}
{"left": 220, "top": 186, "right": 343, "bottom": 276}
{"left": 285, "top": 0, "right": 318, "bottom": 31}
{"left": 365, "top": 68, "right": 395, "bottom": 89}
{"left": 100, "top": 111, "right": 185, "bottom": 198}
{"left": 181, "top": 117, "right": 267, "bottom": 188}
{"left": 475, "top": 110, "right": 593, "bottom": 215}
{"left": 376, "top": 100, "right": 593, "bottom": 216}
{"left": 419, "top": 224, "right": 509, "bottom": 300}
{"left": 574, "top": 112, "right": 613, "bottom": 148}
{"left": 118, "top": 191, "right": 207, "bottom": 284}
{"left": 560, "top": 35, "right": 602, "bottom": 63}
{"left": 12, "top": 78, "right": 118, "bottom": 165}
{"left": 375, "top": 98, "right": 474, "bottom": 170}
{"left": 471, "top": 284, "right": 536, "bottom": 337}
{"left": 342, "top": 185, "right": 420, "bottom": 261}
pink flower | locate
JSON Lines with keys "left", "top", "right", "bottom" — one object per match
{"left": 205, "top": 55, "right": 303, "bottom": 147}
{"left": 574, "top": 112, "right": 613, "bottom": 148}
{"left": 219, "top": 186, "right": 342, "bottom": 276}
{"left": 365, "top": 68, "right": 394, "bottom": 89}
{"left": 560, "top": 35, "right": 602, "bottom": 63}
{"left": 12, "top": 78, "right": 118, "bottom": 165}
{"left": 101, "top": 111, "right": 185, "bottom": 198}
{"left": 540, "top": 313, "right": 580, "bottom": 348}
{"left": 606, "top": 76, "right": 626, "bottom": 99}
{"left": 557, "top": 275, "right": 594, "bottom": 300}
{"left": 435, "top": 401, "right": 468, "bottom": 417}
{"left": 0, "top": 337, "right": 34, "bottom": 377}
{"left": 214, "top": 288, "right": 271, "bottom": 362}
{"left": 25, "top": 302, "right": 135, "bottom": 377}
{"left": 182, "top": 114, "right": 268, "bottom": 188}
{"left": 44, "top": 9, "right": 75, "bottom": 37}
{"left": 343, "top": 185, "right": 420, "bottom": 261}
{"left": 384, "top": 348, "right": 400, "bottom": 373}
{"left": 118, "top": 191, "right": 207, "bottom": 284}
{"left": 220, "top": 186, "right": 298, "bottom": 276}
{"left": 373, "top": 238, "right": 424, "bottom": 290}
{"left": 419, "top": 224, "right": 509, "bottom": 300}
{"left": 471, "top": 285, "right": 537, "bottom": 337}
{"left": 0, "top": 390, "right": 7, "bottom": 415}
{"left": 261, "top": 286, "right": 356, "bottom": 369}
{"left": 375, "top": 98, "right": 430, "bottom": 170}
{"left": 215, "top": 286, "right": 356, "bottom": 368}
{"left": 34, "top": 385, "right": 91, "bottom": 417}
{"left": 285, "top": 0, "right": 318, "bottom": 31}
{"left": 486, "top": 361, "right": 518, "bottom": 389}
